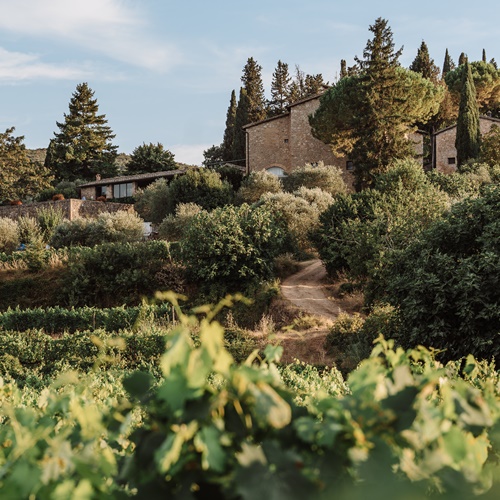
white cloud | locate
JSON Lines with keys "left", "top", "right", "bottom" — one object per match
{"left": 0, "top": 0, "right": 180, "bottom": 71}
{"left": 0, "top": 47, "right": 90, "bottom": 81}
{"left": 170, "top": 144, "right": 210, "bottom": 167}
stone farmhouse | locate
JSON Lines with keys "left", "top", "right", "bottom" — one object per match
{"left": 243, "top": 93, "right": 424, "bottom": 189}
{"left": 433, "top": 115, "right": 500, "bottom": 172}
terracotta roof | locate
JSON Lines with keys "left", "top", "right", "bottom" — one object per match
{"left": 78, "top": 169, "right": 185, "bottom": 187}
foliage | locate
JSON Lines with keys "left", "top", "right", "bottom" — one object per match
{"left": 202, "top": 144, "right": 224, "bottom": 168}
{"left": 480, "top": 124, "right": 500, "bottom": 166}
{"left": 232, "top": 87, "right": 249, "bottom": 165}
{"left": 273, "top": 253, "right": 301, "bottom": 279}
{"left": 293, "top": 186, "right": 334, "bottom": 213}
{"left": 409, "top": 40, "right": 440, "bottom": 81}
{"left": 310, "top": 19, "right": 444, "bottom": 189}
{"left": 17, "top": 216, "right": 44, "bottom": 245}
{"left": 126, "top": 142, "right": 176, "bottom": 174}
{"left": 455, "top": 62, "right": 481, "bottom": 167}
{"left": 381, "top": 185, "right": 500, "bottom": 363}
{"left": 36, "top": 205, "right": 65, "bottom": 243}
{"left": 236, "top": 170, "right": 283, "bottom": 204}
{"left": 445, "top": 61, "right": 500, "bottom": 116}
{"left": 268, "top": 60, "right": 292, "bottom": 116}
{"left": 35, "top": 180, "right": 80, "bottom": 202}
{"left": 180, "top": 204, "right": 286, "bottom": 287}
{"left": 62, "top": 240, "right": 173, "bottom": 307}
{"left": 221, "top": 89, "right": 238, "bottom": 161}
{"left": 48, "top": 82, "right": 118, "bottom": 181}
{"left": 133, "top": 177, "right": 171, "bottom": 224}
{"left": 0, "top": 218, "right": 19, "bottom": 254}
{"left": 166, "top": 167, "right": 234, "bottom": 214}
{"left": 158, "top": 203, "right": 204, "bottom": 241}
{"left": 282, "top": 162, "right": 347, "bottom": 195}
{"left": 442, "top": 48, "right": 455, "bottom": 76}
{"left": 258, "top": 191, "right": 326, "bottom": 256}
{"left": 241, "top": 57, "right": 267, "bottom": 124}
{"left": 50, "top": 210, "right": 144, "bottom": 248}
{"left": 313, "top": 159, "right": 448, "bottom": 281}
{"left": 207, "top": 163, "right": 244, "bottom": 191}
{"left": 0, "top": 127, "right": 53, "bottom": 203}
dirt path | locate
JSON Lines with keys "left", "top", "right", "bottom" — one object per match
{"left": 281, "top": 259, "right": 343, "bottom": 322}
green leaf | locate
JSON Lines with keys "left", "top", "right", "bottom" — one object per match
{"left": 194, "top": 426, "right": 227, "bottom": 472}
{"left": 123, "top": 371, "right": 153, "bottom": 399}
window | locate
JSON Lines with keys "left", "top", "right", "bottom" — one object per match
{"left": 266, "top": 166, "right": 287, "bottom": 177}
{"left": 448, "top": 157, "right": 456, "bottom": 165}
{"left": 284, "top": 138, "right": 289, "bottom": 143}
{"left": 346, "top": 161, "right": 354, "bottom": 171}
{"left": 113, "top": 182, "right": 133, "bottom": 198}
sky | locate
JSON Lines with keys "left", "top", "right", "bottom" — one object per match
{"left": 0, "top": 0, "right": 498, "bottom": 166}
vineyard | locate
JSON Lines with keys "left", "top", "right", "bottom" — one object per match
{"left": 0, "top": 295, "right": 499, "bottom": 498}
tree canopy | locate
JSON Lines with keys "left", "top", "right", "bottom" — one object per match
{"left": 48, "top": 82, "right": 118, "bottom": 181}
{"left": 0, "top": 127, "right": 53, "bottom": 202}
{"left": 126, "top": 142, "right": 176, "bottom": 174}
{"left": 310, "top": 18, "right": 443, "bottom": 189}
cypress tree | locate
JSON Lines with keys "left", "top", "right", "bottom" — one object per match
{"left": 222, "top": 90, "right": 237, "bottom": 161}
{"left": 50, "top": 82, "right": 118, "bottom": 181}
{"left": 231, "top": 88, "right": 249, "bottom": 166}
{"left": 241, "top": 57, "right": 266, "bottom": 123}
{"left": 482, "top": 49, "right": 487, "bottom": 63}
{"left": 340, "top": 59, "right": 348, "bottom": 79}
{"left": 410, "top": 41, "right": 439, "bottom": 81}
{"left": 458, "top": 52, "right": 468, "bottom": 66}
{"left": 442, "top": 48, "right": 455, "bottom": 77}
{"left": 455, "top": 61, "right": 480, "bottom": 167}
{"left": 267, "top": 60, "right": 292, "bottom": 117}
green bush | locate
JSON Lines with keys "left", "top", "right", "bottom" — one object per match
{"left": 382, "top": 185, "right": 500, "bottom": 363}
{"left": 51, "top": 210, "right": 144, "bottom": 248}
{"left": 62, "top": 240, "right": 173, "bottom": 307}
{"left": 36, "top": 205, "right": 65, "bottom": 243}
{"left": 282, "top": 161, "right": 347, "bottom": 195}
{"left": 0, "top": 217, "right": 19, "bottom": 253}
{"left": 158, "top": 202, "right": 204, "bottom": 241}
{"left": 293, "top": 186, "right": 334, "bottom": 213}
{"left": 17, "top": 215, "right": 43, "bottom": 245}
{"left": 35, "top": 180, "right": 80, "bottom": 201}
{"left": 133, "top": 177, "right": 171, "bottom": 224}
{"left": 180, "top": 204, "right": 286, "bottom": 287}
{"left": 236, "top": 170, "right": 282, "bottom": 204}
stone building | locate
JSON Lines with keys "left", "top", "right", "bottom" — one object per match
{"left": 244, "top": 93, "right": 423, "bottom": 189}
{"left": 433, "top": 115, "right": 500, "bottom": 172}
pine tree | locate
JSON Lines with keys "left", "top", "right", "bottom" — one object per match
{"left": 222, "top": 90, "right": 237, "bottom": 160}
{"left": 310, "top": 18, "right": 443, "bottom": 190}
{"left": 126, "top": 143, "right": 176, "bottom": 174}
{"left": 410, "top": 41, "right": 439, "bottom": 81}
{"left": 458, "top": 52, "right": 468, "bottom": 66}
{"left": 231, "top": 88, "right": 249, "bottom": 166}
{"left": 50, "top": 82, "right": 118, "bottom": 181}
{"left": 304, "top": 73, "right": 326, "bottom": 96}
{"left": 0, "top": 127, "right": 53, "bottom": 202}
{"left": 267, "top": 60, "right": 292, "bottom": 117}
{"left": 455, "top": 61, "right": 480, "bottom": 167}
{"left": 442, "top": 48, "right": 455, "bottom": 77}
{"left": 241, "top": 57, "right": 266, "bottom": 123}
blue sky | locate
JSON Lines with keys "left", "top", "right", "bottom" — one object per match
{"left": 0, "top": 0, "right": 498, "bottom": 165}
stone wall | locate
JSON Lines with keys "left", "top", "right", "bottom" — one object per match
{"left": 246, "top": 95, "right": 355, "bottom": 189}
{"left": 0, "top": 199, "right": 134, "bottom": 222}
{"left": 435, "top": 117, "right": 500, "bottom": 172}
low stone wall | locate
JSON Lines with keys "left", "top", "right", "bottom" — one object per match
{"left": 0, "top": 199, "right": 134, "bottom": 221}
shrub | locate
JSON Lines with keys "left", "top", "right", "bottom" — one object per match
{"left": 62, "top": 240, "right": 173, "bottom": 307}
{"left": 236, "top": 170, "right": 282, "bottom": 204}
{"left": 480, "top": 123, "right": 500, "bottom": 166}
{"left": 133, "top": 178, "right": 171, "bottom": 225}
{"left": 382, "top": 185, "right": 500, "bottom": 363}
{"left": 0, "top": 217, "right": 19, "bottom": 253}
{"left": 180, "top": 204, "right": 286, "bottom": 287}
{"left": 282, "top": 161, "right": 347, "bottom": 195}
{"left": 158, "top": 203, "right": 204, "bottom": 241}
{"left": 36, "top": 180, "right": 80, "bottom": 201}
{"left": 273, "top": 253, "right": 301, "bottom": 279}
{"left": 51, "top": 211, "right": 144, "bottom": 248}
{"left": 17, "top": 215, "right": 43, "bottom": 245}
{"left": 293, "top": 186, "right": 334, "bottom": 213}
{"left": 36, "top": 205, "right": 65, "bottom": 243}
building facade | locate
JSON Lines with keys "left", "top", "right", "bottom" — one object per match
{"left": 244, "top": 93, "right": 423, "bottom": 189}
{"left": 433, "top": 116, "right": 500, "bottom": 172}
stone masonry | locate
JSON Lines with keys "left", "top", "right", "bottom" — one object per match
{"left": 244, "top": 93, "right": 424, "bottom": 190}
{"left": 434, "top": 116, "right": 500, "bottom": 172}
{"left": 0, "top": 199, "right": 134, "bottom": 222}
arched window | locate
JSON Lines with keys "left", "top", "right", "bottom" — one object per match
{"left": 266, "top": 166, "right": 287, "bottom": 177}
